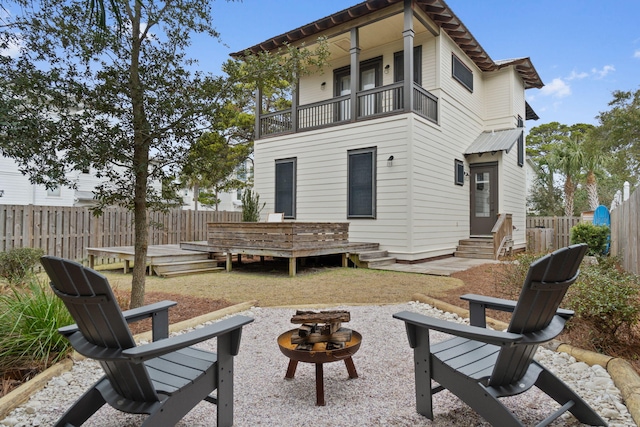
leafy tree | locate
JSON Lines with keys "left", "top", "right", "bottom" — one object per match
{"left": 1, "top": 2, "right": 329, "bottom": 308}
{"left": 596, "top": 89, "right": 640, "bottom": 186}
{"left": 180, "top": 130, "right": 251, "bottom": 211}
{"left": 0, "top": 0, "right": 239, "bottom": 308}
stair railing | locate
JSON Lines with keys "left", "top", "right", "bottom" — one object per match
{"left": 491, "top": 213, "right": 513, "bottom": 259}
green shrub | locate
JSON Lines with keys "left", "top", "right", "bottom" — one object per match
{"left": 241, "top": 188, "right": 265, "bottom": 222}
{"left": 566, "top": 260, "right": 640, "bottom": 346}
{"left": 570, "top": 223, "right": 610, "bottom": 256}
{"left": 0, "top": 247, "right": 45, "bottom": 285}
{"left": 495, "top": 252, "right": 541, "bottom": 300}
{"left": 0, "top": 279, "right": 74, "bottom": 376}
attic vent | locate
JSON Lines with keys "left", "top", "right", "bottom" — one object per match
{"left": 332, "top": 37, "right": 351, "bottom": 53}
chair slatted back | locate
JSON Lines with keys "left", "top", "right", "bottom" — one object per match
{"left": 488, "top": 244, "right": 587, "bottom": 387}
{"left": 41, "top": 256, "right": 160, "bottom": 403}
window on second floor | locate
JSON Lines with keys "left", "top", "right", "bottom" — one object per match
{"left": 517, "top": 116, "right": 524, "bottom": 167}
{"left": 452, "top": 54, "right": 473, "bottom": 92}
{"left": 393, "top": 45, "right": 422, "bottom": 85}
{"left": 348, "top": 147, "right": 376, "bottom": 219}
{"left": 275, "top": 158, "right": 296, "bottom": 219}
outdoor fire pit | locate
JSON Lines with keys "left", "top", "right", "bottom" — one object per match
{"left": 277, "top": 310, "right": 361, "bottom": 406}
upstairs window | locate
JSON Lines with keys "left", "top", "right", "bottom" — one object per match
{"left": 393, "top": 45, "right": 423, "bottom": 85}
{"left": 452, "top": 54, "right": 473, "bottom": 92}
{"left": 517, "top": 116, "right": 524, "bottom": 167}
{"left": 275, "top": 158, "right": 296, "bottom": 219}
{"left": 348, "top": 147, "right": 376, "bottom": 218}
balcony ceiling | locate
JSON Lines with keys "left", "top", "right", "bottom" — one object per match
{"left": 231, "top": 0, "right": 543, "bottom": 89}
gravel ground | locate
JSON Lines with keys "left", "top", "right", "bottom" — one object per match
{"left": 1, "top": 302, "right": 634, "bottom": 426}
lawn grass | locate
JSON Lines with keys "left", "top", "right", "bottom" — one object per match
{"left": 97, "top": 262, "right": 464, "bottom": 307}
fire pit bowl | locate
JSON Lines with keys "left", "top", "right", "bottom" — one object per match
{"left": 277, "top": 328, "right": 362, "bottom": 364}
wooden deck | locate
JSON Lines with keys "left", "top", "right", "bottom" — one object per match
{"left": 193, "top": 222, "right": 376, "bottom": 276}
{"left": 86, "top": 222, "right": 379, "bottom": 277}
{"left": 86, "top": 244, "right": 217, "bottom": 275}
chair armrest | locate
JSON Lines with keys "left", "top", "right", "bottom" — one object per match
{"left": 460, "top": 294, "right": 517, "bottom": 328}
{"left": 121, "top": 300, "right": 177, "bottom": 322}
{"left": 123, "top": 315, "right": 254, "bottom": 362}
{"left": 58, "top": 300, "right": 178, "bottom": 341}
{"left": 122, "top": 300, "right": 177, "bottom": 341}
{"left": 460, "top": 294, "right": 517, "bottom": 312}
{"left": 393, "top": 311, "right": 522, "bottom": 348}
{"left": 460, "top": 294, "right": 574, "bottom": 327}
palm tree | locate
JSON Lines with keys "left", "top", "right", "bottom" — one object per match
{"left": 551, "top": 137, "right": 584, "bottom": 216}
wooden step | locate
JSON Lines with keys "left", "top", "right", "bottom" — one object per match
{"left": 455, "top": 237, "right": 495, "bottom": 260}
{"left": 156, "top": 266, "right": 225, "bottom": 278}
{"left": 153, "top": 259, "right": 221, "bottom": 277}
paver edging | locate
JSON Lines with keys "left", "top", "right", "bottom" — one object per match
{"left": 0, "top": 300, "right": 258, "bottom": 420}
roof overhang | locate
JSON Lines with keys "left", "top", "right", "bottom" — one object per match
{"left": 464, "top": 128, "right": 523, "bottom": 156}
{"left": 231, "top": 0, "right": 544, "bottom": 90}
{"left": 525, "top": 101, "right": 539, "bottom": 121}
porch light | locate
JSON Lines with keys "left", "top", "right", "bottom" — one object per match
{"left": 384, "top": 64, "right": 390, "bottom": 74}
{"left": 0, "top": 189, "right": 4, "bottom": 197}
{"left": 320, "top": 82, "right": 326, "bottom": 90}
{"left": 387, "top": 155, "right": 394, "bottom": 166}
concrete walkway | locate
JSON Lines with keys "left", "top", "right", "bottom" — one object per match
{"left": 369, "top": 256, "right": 501, "bottom": 276}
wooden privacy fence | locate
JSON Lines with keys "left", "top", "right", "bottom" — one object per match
{"left": 526, "top": 216, "right": 581, "bottom": 252}
{"left": 0, "top": 205, "right": 241, "bottom": 264}
{"left": 610, "top": 188, "right": 640, "bottom": 275}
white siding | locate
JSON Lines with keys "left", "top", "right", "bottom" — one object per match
{"left": 255, "top": 115, "right": 412, "bottom": 251}
{"left": 255, "top": 10, "right": 531, "bottom": 261}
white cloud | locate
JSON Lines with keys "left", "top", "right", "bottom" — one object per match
{"left": 591, "top": 65, "right": 615, "bottom": 79}
{"left": 634, "top": 50, "right": 640, "bottom": 59}
{"left": 540, "top": 78, "right": 571, "bottom": 98}
{"left": 0, "top": 38, "right": 22, "bottom": 58}
{"left": 567, "top": 70, "right": 588, "bottom": 80}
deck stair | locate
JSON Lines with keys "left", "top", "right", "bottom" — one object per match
{"left": 351, "top": 249, "right": 396, "bottom": 268}
{"left": 152, "top": 253, "right": 224, "bottom": 278}
{"left": 454, "top": 237, "right": 494, "bottom": 260}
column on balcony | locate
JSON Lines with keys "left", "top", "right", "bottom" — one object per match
{"left": 349, "top": 27, "right": 360, "bottom": 123}
{"left": 255, "top": 86, "right": 262, "bottom": 140}
{"left": 403, "top": 0, "right": 415, "bottom": 113}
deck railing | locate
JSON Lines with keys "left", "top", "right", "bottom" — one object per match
{"left": 258, "top": 82, "right": 438, "bottom": 138}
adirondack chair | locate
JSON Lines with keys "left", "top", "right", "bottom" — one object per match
{"left": 394, "top": 244, "right": 608, "bottom": 427}
{"left": 40, "top": 256, "right": 253, "bottom": 427}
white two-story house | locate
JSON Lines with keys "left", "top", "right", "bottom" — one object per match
{"left": 235, "top": 0, "right": 542, "bottom": 262}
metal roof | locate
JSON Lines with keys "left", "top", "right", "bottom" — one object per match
{"left": 464, "top": 128, "right": 523, "bottom": 156}
{"left": 231, "top": 0, "right": 543, "bottom": 89}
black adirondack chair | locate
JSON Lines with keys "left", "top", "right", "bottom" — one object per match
{"left": 394, "top": 244, "right": 608, "bottom": 427}
{"left": 41, "top": 256, "right": 253, "bottom": 427}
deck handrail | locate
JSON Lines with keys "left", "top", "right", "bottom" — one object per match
{"left": 258, "top": 82, "right": 438, "bottom": 138}
{"left": 491, "top": 213, "right": 513, "bottom": 259}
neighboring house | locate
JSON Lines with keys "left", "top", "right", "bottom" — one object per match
{"left": 233, "top": 0, "right": 542, "bottom": 261}
{"left": 180, "top": 160, "right": 253, "bottom": 212}
{"left": 524, "top": 157, "right": 539, "bottom": 215}
{"left": 0, "top": 155, "right": 103, "bottom": 206}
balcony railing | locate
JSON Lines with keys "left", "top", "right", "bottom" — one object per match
{"left": 258, "top": 82, "right": 438, "bottom": 138}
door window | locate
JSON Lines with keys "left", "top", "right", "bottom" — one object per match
{"left": 474, "top": 172, "right": 491, "bottom": 218}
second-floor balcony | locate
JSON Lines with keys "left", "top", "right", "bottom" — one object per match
{"left": 257, "top": 81, "right": 438, "bottom": 139}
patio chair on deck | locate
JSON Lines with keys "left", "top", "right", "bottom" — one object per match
{"left": 394, "top": 244, "right": 607, "bottom": 426}
{"left": 40, "top": 256, "right": 253, "bottom": 427}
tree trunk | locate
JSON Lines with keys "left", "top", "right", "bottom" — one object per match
{"left": 586, "top": 170, "right": 599, "bottom": 210}
{"left": 564, "top": 176, "right": 575, "bottom": 217}
{"left": 129, "top": 3, "right": 151, "bottom": 309}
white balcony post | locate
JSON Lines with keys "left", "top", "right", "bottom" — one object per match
{"left": 403, "top": 0, "right": 415, "bottom": 113}
{"left": 350, "top": 27, "right": 360, "bottom": 122}
{"left": 291, "top": 78, "right": 299, "bottom": 133}
{"left": 254, "top": 86, "right": 262, "bottom": 140}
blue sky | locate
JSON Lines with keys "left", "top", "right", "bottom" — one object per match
{"left": 196, "top": 0, "right": 640, "bottom": 128}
